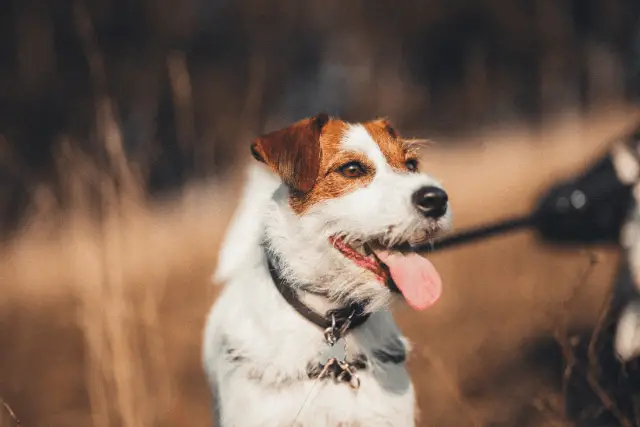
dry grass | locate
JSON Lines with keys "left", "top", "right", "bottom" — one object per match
{"left": 1, "top": 105, "right": 640, "bottom": 427}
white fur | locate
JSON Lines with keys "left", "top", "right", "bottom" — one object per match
{"left": 615, "top": 300, "right": 640, "bottom": 361}
{"left": 214, "top": 163, "right": 282, "bottom": 284}
{"left": 611, "top": 138, "right": 640, "bottom": 361}
{"left": 204, "top": 124, "right": 450, "bottom": 426}
{"left": 611, "top": 141, "right": 640, "bottom": 185}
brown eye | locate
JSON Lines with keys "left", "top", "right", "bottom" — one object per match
{"left": 405, "top": 158, "right": 419, "bottom": 172}
{"left": 338, "top": 161, "right": 367, "bottom": 178}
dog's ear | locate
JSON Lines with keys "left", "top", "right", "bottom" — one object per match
{"left": 251, "top": 113, "right": 329, "bottom": 193}
{"left": 375, "top": 118, "right": 399, "bottom": 139}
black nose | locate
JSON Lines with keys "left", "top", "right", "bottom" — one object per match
{"left": 412, "top": 186, "right": 448, "bottom": 218}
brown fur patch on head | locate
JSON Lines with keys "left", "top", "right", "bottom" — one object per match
{"left": 251, "top": 113, "right": 329, "bottom": 193}
{"left": 290, "top": 119, "right": 419, "bottom": 214}
{"left": 290, "top": 119, "right": 378, "bottom": 213}
{"left": 256, "top": 115, "right": 421, "bottom": 214}
{"left": 363, "top": 119, "right": 418, "bottom": 171}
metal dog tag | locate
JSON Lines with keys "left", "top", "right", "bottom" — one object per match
{"left": 319, "top": 337, "right": 347, "bottom": 366}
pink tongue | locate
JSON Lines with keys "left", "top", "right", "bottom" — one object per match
{"left": 377, "top": 251, "right": 442, "bottom": 310}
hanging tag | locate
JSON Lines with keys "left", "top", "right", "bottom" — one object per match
{"left": 319, "top": 337, "right": 347, "bottom": 367}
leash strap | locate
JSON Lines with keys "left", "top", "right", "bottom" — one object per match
{"left": 414, "top": 215, "right": 534, "bottom": 253}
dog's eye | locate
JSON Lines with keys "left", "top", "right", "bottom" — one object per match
{"left": 405, "top": 158, "right": 419, "bottom": 172}
{"left": 338, "top": 161, "right": 367, "bottom": 178}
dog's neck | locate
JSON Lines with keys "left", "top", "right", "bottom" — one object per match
{"left": 263, "top": 247, "right": 345, "bottom": 317}
{"left": 262, "top": 186, "right": 392, "bottom": 315}
{"left": 264, "top": 249, "right": 371, "bottom": 334}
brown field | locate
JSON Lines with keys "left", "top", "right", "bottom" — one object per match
{"left": 1, "top": 105, "right": 640, "bottom": 427}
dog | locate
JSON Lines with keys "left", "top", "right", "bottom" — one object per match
{"left": 203, "top": 114, "right": 452, "bottom": 427}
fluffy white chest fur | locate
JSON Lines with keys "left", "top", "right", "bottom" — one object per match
{"left": 203, "top": 115, "right": 451, "bottom": 427}
{"left": 204, "top": 259, "right": 416, "bottom": 427}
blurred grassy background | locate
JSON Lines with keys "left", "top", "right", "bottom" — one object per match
{"left": 1, "top": 1, "right": 640, "bottom": 426}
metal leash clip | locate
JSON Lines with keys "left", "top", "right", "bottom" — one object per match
{"left": 317, "top": 312, "right": 360, "bottom": 389}
{"left": 322, "top": 310, "right": 356, "bottom": 343}
{"left": 323, "top": 313, "right": 339, "bottom": 345}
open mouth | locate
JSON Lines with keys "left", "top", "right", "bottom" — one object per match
{"left": 329, "top": 236, "right": 442, "bottom": 311}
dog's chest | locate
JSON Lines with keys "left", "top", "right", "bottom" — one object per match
{"left": 223, "top": 365, "right": 415, "bottom": 427}
{"left": 287, "top": 370, "right": 415, "bottom": 427}
{"left": 220, "top": 329, "right": 415, "bottom": 426}
{"left": 205, "top": 271, "right": 416, "bottom": 426}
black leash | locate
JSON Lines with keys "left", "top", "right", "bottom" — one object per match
{"left": 412, "top": 214, "right": 535, "bottom": 253}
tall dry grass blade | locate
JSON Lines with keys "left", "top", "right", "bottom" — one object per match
{"left": 0, "top": 396, "right": 20, "bottom": 426}
{"left": 167, "top": 50, "right": 196, "bottom": 165}
{"left": 67, "top": 3, "right": 175, "bottom": 426}
{"left": 58, "top": 140, "right": 175, "bottom": 427}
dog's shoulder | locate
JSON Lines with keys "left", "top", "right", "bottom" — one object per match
{"left": 203, "top": 275, "right": 325, "bottom": 387}
{"left": 214, "top": 163, "right": 281, "bottom": 284}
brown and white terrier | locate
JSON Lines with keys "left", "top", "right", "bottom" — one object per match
{"left": 203, "top": 114, "right": 451, "bottom": 427}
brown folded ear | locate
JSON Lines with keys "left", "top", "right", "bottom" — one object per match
{"left": 251, "top": 113, "right": 329, "bottom": 193}
{"left": 374, "top": 118, "right": 399, "bottom": 138}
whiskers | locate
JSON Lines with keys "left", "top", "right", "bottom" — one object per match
{"left": 403, "top": 138, "right": 434, "bottom": 154}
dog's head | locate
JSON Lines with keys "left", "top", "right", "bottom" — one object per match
{"left": 253, "top": 114, "right": 451, "bottom": 311}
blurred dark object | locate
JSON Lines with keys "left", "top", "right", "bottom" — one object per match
{"left": 533, "top": 149, "right": 633, "bottom": 245}
{"left": 420, "top": 125, "right": 639, "bottom": 253}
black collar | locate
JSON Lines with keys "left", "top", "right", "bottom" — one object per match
{"left": 265, "top": 250, "right": 371, "bottom": 338}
